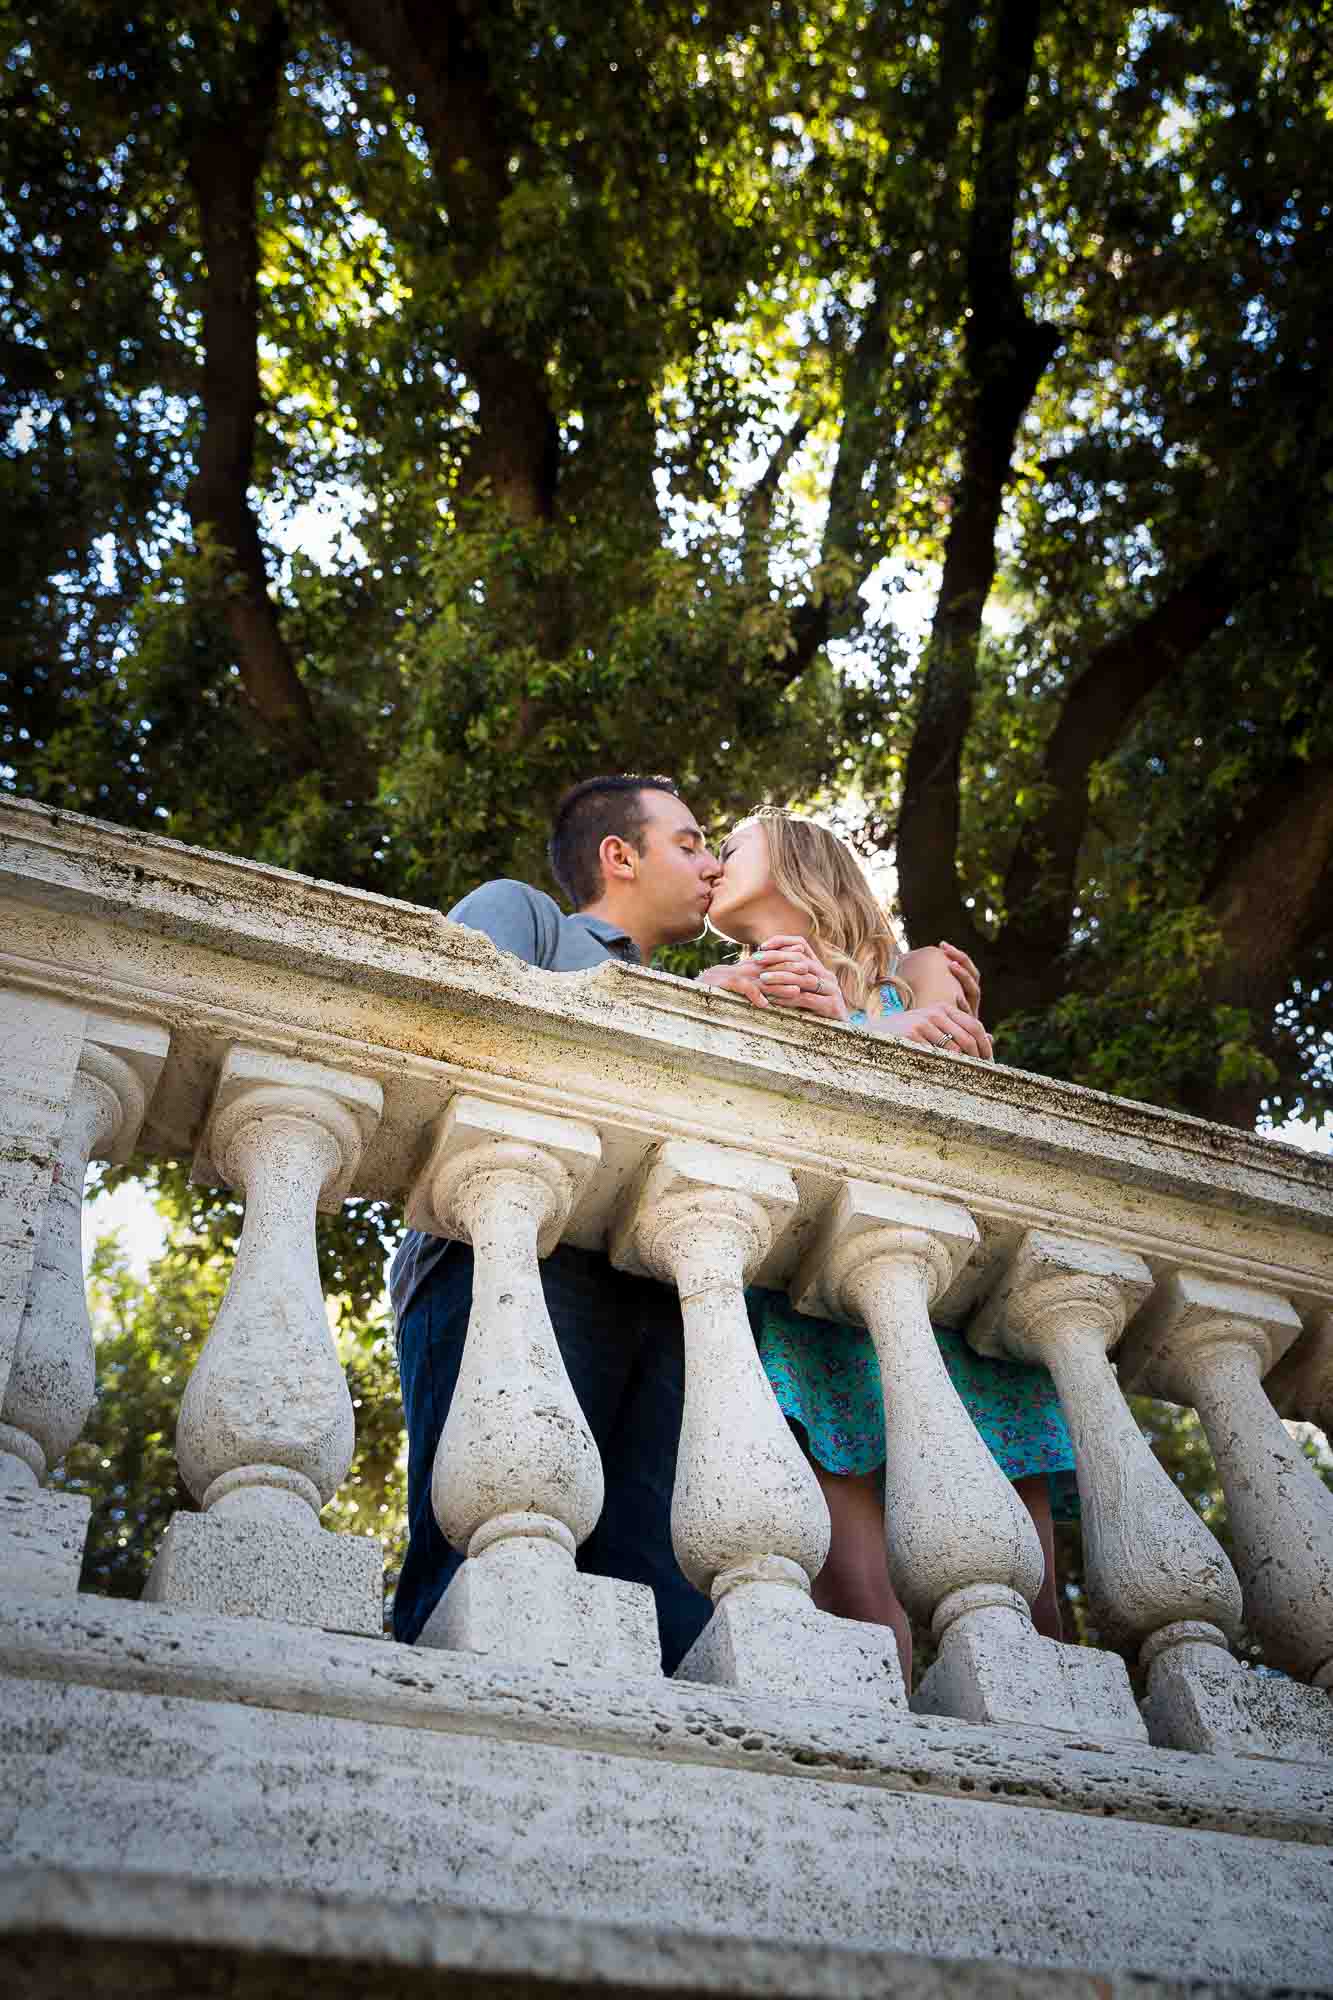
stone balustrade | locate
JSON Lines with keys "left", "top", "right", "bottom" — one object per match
{"left": 1, "top": 1008, "right": 168, "bottom": 1594}
{"left": 1, "top": 796, "right": 1331, "bottom": 1766}
{"left": 143, "top": 1048, "right": 385, "bottom": 1631}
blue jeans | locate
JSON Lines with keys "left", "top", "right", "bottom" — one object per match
{"left": 394, "top": 1241, "right": 710, "bottom": 1673}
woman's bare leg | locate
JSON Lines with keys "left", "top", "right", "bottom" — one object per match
{"left": 1014, "top": 1473, "right": 1062, "bottom": 1641}
{"left": 809, "top": 1461, "right": 912, "bottom": 1687}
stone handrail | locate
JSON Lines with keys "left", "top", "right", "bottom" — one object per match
{"left": 1, "top": 797, "right": 1331, "bottom": 1763}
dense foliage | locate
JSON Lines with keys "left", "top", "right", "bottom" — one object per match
{"left": 8, "top": 2, "right": 1331, "bottom": 1616}
{"left": 5, "top": 0, "right": 1331, "bottom": 1122}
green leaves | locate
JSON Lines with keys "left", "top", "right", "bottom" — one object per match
{"left": 5, "top": 0, "right": 1332, "bottom": 1125}
{"left": 998, "top": 905, "right": 1279, "bottom": 1111}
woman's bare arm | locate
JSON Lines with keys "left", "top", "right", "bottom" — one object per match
{"left": 898, "top": 945, "right": 966, "bottom": 1008}
{"left": 868, "top": 945, "right": 994, "bottom": 1059}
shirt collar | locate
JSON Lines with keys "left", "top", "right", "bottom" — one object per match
{"left": 569, "top": 912, "right": 642, "bottom": 964}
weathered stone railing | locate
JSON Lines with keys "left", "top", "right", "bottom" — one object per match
{"left": 2, "top": 796, "right": 1331, "bottom": 1767}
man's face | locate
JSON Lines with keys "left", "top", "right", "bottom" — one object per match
{"left": 706, "top": 819, "right": 772, "bottom": 940}
{"left": 631, "top": 790, "right": 721, "bottom": 944}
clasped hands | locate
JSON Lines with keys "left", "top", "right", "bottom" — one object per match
{"left": 697, "top": 935, "right": 993, "bottom": 1059}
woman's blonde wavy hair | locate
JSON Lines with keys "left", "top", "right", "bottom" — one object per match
{"left": 740, "top": 807, "right": 912, "bottom": 1014}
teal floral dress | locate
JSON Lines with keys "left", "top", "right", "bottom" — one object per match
{"left": 746, "top": 981, "right": 1079, "bottom": 1519}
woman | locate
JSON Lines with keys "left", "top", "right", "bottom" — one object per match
{"left": 698, "top": 807, "right": 1074, "bottom": 1685}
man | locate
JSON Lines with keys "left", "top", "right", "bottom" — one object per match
{"left": 391, "top": 776, "right": 724, "bottom": 1669}
{"left": 392, "top": 774, "right": 984, "bottom": 1670}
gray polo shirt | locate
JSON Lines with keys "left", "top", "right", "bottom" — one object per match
{"left": 389, "top": 879, "right": 641, "bottom": 1325}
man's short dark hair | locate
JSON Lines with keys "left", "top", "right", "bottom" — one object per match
{"left": 548, "top": 774, "right": 682, "bottom": 908}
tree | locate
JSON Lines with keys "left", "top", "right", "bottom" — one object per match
{"left": 7, "top": 3, "right": 1332, "bottom": 1625}
{"left": 4, "top": 0, "right": 1331, "bottom": 1127}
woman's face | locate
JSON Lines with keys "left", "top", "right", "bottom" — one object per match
{"left": 707, "top": 819, "right": 778, "bottom": 940}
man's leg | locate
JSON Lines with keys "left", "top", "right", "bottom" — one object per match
{"left": 394, "top": 1242, "right": 638, "bottom": 1647}
{"left": 578, "top": 1273, "right": 711, "bottom": 1675}
{"left": 392, "top": 1244, "right": 473, "bottom": 1644}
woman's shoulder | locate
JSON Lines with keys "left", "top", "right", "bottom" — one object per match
{"left": 896, "top": 943, "right": 965, "bottom": 1005}
{"left": 897, "top": 943, "right": 951, "bottom": 977}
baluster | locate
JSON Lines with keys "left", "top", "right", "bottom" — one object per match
{"left": 0, "top": 993, "right": 85, "bottom": 1417}
{"left": 613, "top": 1142, "right": 904, "bottom": 1706}
{"left": 796, "top": 1183, "right": 1145, "bottom": 1737}
{"left": 1117, "top": 1273, "right": 1333, "bottom": 1752}
{"left": 974, "top": 1232, "right": 1241, "bottom": 1748}
{"left": 406, "top": 1095, "right": 659, "bottom": 1674}
{"left": 1266, "top": 1306, "right": 1333, "bottom": 1439}
{"left": 145, "top": 1048, "right": 383, "bottom": 1634}
{"left": 1, "top": 1017, "right": 166, "bottom": 1597}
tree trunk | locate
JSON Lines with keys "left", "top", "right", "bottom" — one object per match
{"left": 897, "top": 0, "right": 1056, "bottom": 953}
{"left": 1187, "top": 758, "right": 1333, "bottom": 1126}
{"left": 327, "top": 0, "right": 560, "bottom": 526}
{"left": 187, "top": 5, "right": 318, "bottom": 767}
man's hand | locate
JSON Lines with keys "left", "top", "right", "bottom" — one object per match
{"left": 879, "top": 1000, "right": 994, "bottom": 1061}
{"left": 936, "top": 940, "right": 981, "bottom": 1016}
{"left": 751, "top": 936, "right": 850, "bottom": 1021}
{"left": 697, "top": 962, "right": 775, "bottom": 1008}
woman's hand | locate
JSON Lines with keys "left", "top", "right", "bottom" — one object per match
{"left": 750, "top": 935, "right": 850, "bottom": 1021}
{"left": 877, "top": 999, "right": 994, "bottom": 1060}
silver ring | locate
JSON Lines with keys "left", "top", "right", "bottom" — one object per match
{"left": 938, "top": 1032, "right": 955, "bottom": 1047}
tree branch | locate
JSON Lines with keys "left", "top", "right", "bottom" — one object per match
{"left": 1207, "top": 755, "right": 1333, "bottom": 985}
{"left": 765, "top": 0, "right": 978, "bottom": 692}
{"left": 999, "top": 299, "right": 1333, "bottom": 969}
{"left": 742, "top": 418, "right": 811, "bottom": 561}
{"left": 767, "top": 316, "right": 891, "bottom": 684}
{"left": 1186, "top": 755, "right": 1333, "bottom": 1125}
{"left": 187, "top": 5, "right": 317, "bottom": 765}
{"left": 998, "top": 549, "right": 1239, "bottom": 959}
{"left": 326, "top": 0, "right": 559, "bottom": 522}
{"left": 896, "top": 0, "right": 1055, "bottom": 952}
